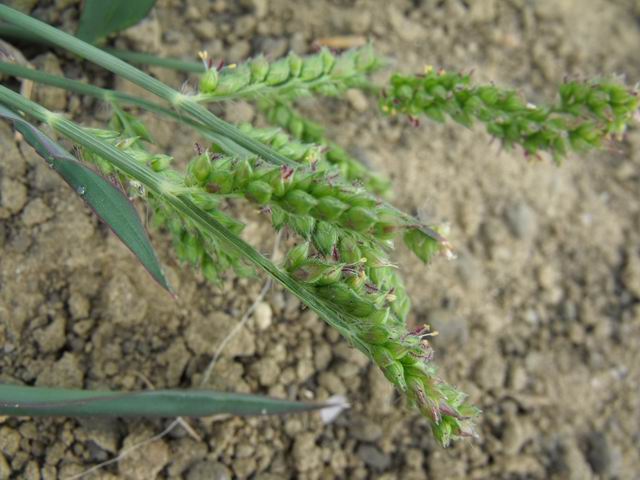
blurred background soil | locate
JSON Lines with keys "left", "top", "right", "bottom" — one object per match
{"left": 1, "top": 0, "right": 640, "bottom": 478}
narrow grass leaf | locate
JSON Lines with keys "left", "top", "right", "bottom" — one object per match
{"left": 0, "top": 105, "right": 171, "bottom": 293}
{"left": 0, "top": 384, "right": 342, "bottom": 417}
{"left": 76, "top": 0, "right": 157, "bottom": 44}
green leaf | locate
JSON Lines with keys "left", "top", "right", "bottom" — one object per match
{"left": 76, "top": 0, "right": 157, "bottom": 44}
{"left": 0, "top": 105, "right": 172, "bottom": 293}
{"left": 0, "top": 384, "right": 342, "bottom": 417}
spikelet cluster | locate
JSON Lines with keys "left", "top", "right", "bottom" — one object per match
{"left": 182, "top": 149, "right": 479, "bottom": 445}
{"left": 83, "top": 123, "right": 478, "bottom": 445}
{"left": 197, "top": 44, "right": 382, "bottom": 101}
{"left": 81, "top": 127, "right": 252, "bottom": 283}
{"left": 187, "top": 152, "right": 409, "bottom": 306}
{"left": 382, "top": 68, "right": 639, "bottom": 162}
{"left": 260, "top": 100, "right": 391, "bottom": 195}
{"left": 207, "top": 120, "right": 449, "bottom": 267}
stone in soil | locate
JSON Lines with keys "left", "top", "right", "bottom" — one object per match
{"left": 185, "top": 312, "right": 256, "bottom": 357}
{"left": 252, "top": 301, "right": 273, "bottom": 330}
{"left": 118, "top": 429, "right": 170, "bottom": 480}
{"left": 357, "top": 444, "right": 391, "bottom": 471}
{"left": 293, "top": 432, "right": 322, "bottom": 473}
{"left": 0, "top": 178, "right": 28, "bottom": 216}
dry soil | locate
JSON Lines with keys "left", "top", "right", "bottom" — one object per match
{"left": 1, "top": 0, "right": 640, "bottom": 479}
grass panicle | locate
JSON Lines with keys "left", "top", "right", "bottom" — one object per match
{"left": 381, "top": 67, "right": 639, "bottom": 162}
{"left": 88, "top": 124, "right": 412, "bottom": 319}
{"left": 75, "top": 122, "right": 475, "bottom": 444}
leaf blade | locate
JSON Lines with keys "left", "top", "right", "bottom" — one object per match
{"left": 0, "top": 384, "right": 342, "bottom": 417}
{"left": 0, "top": 105, "right": 171, "bottom": 293}
{"left": 76, "top": 0, "right": 157, "bottom": 44}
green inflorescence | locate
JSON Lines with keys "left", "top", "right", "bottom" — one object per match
{"left": 83, "top": 119, "right": 476, "bottom": 445}
{"left": 381, "top": 67, "right": 639, "bottom": 162}
{"left": 260, "top": 100, "right": 391, "bottom": 195}
{"left": 6, "top": 6, "right": 635, "bottom": 445}
{"left": 235, "top": 123, "right": 325, "bottom": 167}
{"left": 184, "top": 152, "right": 414, "bottom": 319}
{"left": 195, "top": 45, "right": 392, "bottom": 195}
{"left": 81, "top": 127, "right": 253, "bottom": 284}
{"left": 197, "top": 44, "right": 382, "bottom": 102}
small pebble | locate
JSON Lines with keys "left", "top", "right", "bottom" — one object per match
{"left": 357, "top": 444, "right": 391, "bottom": 471}
{"left": 253, "top": 301, "right": 273, "bottom": 330}
{"left": 346, "top": 89, "right": 369, "bottom": 112}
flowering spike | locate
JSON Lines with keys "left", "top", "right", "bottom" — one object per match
{"left": 381, "top": 69, "right": 639, "bottom": 162}
{"left": 196, "top": 44, "right": 383, "bottom": 101}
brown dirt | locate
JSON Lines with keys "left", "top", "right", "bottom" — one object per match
{"left": 1, "top": 0, "right": 640, "bottom": 479}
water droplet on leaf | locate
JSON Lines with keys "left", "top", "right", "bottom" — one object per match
{"left": 77, "top": 186, "right": 86, "bottom": 196}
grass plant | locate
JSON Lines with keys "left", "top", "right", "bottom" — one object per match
{"left": 0, "top": 4, "right": 637, "bottom": 446}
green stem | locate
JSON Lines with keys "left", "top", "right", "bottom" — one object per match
{"left": 0, "top": 22, "right": 204, "bottom": 73}
{"left": 1, "top": 89, "right": 164, "bottom": 192}
{"left": 194, "top": 73, "right": 375, "bottom": 104}
{"left": 0, "top": 5, "right": 295, "bottom": 167}
{"left": 0, "top": 60, "right": 254, "bottom": 157}
{"left": 0, "top": 84, "right": 369, "bottom": 356}
{"left": 102, "top": 48, "right": 204, "bottom": 73}
{"left": 0, "top": 60, "right": 168, "bottom": 113}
